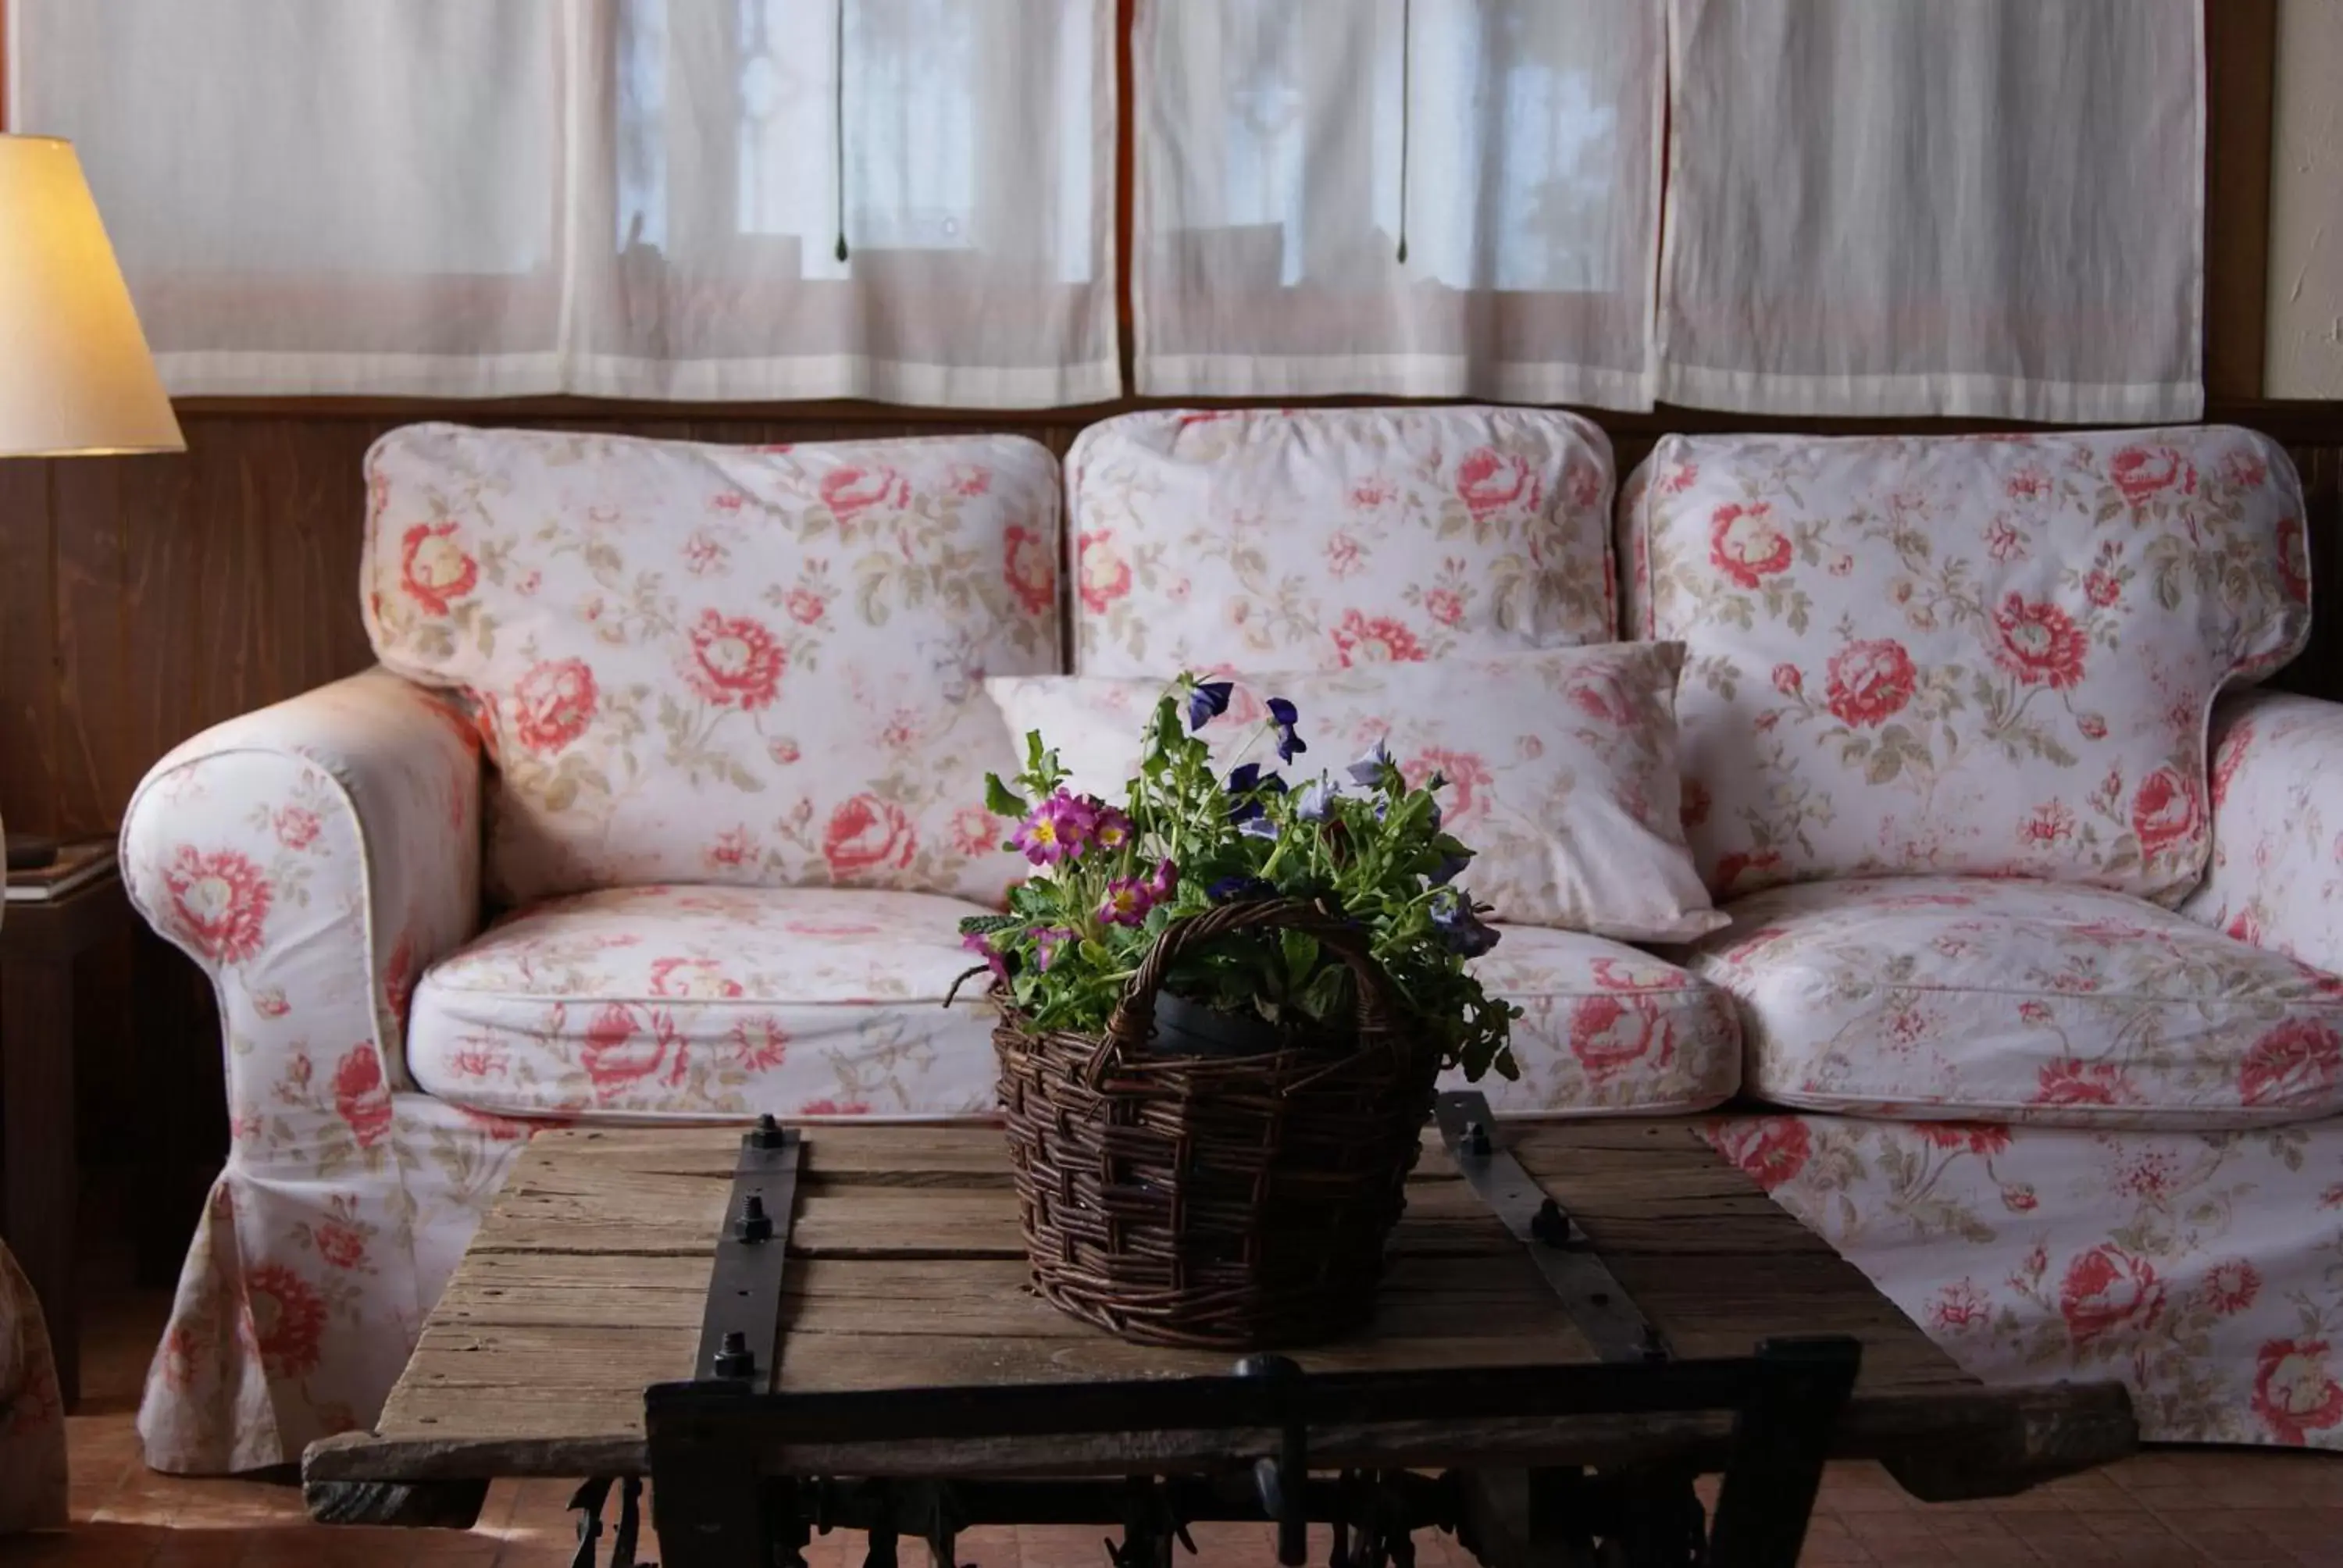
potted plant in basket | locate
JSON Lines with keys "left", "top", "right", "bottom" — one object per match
{"left": 958, "top": 675, "right": 1518, "bottom": 1349}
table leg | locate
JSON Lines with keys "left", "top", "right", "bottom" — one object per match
{"left": 2, "top": 949, "right": 79, "bottom": 1409}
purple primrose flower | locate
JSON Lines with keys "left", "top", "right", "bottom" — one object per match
{"left": 1012, "top": 789, "right": 1095, "bottom": 865}
{"left": 961, "top": 930, "right": 1009, "bottom": 983}
{"left": 1032, "top": 926, "right": 1078, "bottom": 971}
{"left": 1097, "top": 877, "right": 1157, "bottom": 928}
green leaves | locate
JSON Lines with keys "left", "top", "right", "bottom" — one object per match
{"left": 984, "top": 773, "right": 1029, "bottom": 819}
{"left": 958, "top": 912, "right": 1022, "bottom": 936}
{"left": 975, "top": 671, "right": 1514, "bottom": 1082}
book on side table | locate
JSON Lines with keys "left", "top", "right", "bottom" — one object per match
{"left": 4, "top": 837, "right": 117, "bottom": 903}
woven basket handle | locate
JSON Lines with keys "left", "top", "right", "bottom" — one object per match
{"left": 1086, "top": 898, "right": 1397, "bottom": 1086}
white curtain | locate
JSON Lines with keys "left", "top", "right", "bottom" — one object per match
{"left": 1658, "top": 0, "right": 2205, "bottom": 422}
{"left": 1132, "top": 0, "right": 1665, "bottom": 408}
{"left": 6, "top": 0, "right": 1118, "bottom": 406}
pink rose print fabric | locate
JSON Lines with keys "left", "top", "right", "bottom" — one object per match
{"left": 0, "top": 1241, "right": 67, "bottom": 1531}
{"left": 986, "top": 646, "right": 1726, "bottom": 941}
{"left": 1710, "top": 1112, "right": 2343, "bottom": 1451}
{"left": 2183, "top": 690, "right": 2343, "bottom": 978}
{"left": 406, "top": 886, "right": 1001, "bottom": 1121}
{"left": 1067, "top": 408, "right": 1617, "bottom": 677}
{"left": 1685, "top": 877, "right": 2343, "bottom": 1130}
{"left": 362, "top": 424, "right": 1061, "bottom": 907}
{"left": 1446, "top": 926, "right": 1741, "bottom": 1116}
{"left": 1621, "top": 428, "right": 2311, "bottom": 901}
{"left": 122, "top": 671, "right": 557, "bottom": 1474}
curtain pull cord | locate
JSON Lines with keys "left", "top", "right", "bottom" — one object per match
{"left": 834, "top": 0, "right": 851, "bottom": 262}
{"left": 1395, "top": 0, "right": 1411, "bottom": 265}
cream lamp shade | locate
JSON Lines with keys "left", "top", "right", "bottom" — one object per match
{"left": 0, "top": 134, "right": 183, "bottom": 457}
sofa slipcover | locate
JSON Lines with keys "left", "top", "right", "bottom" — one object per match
{"left": 1712, "top": 1112, "right": 2343, "bottom": 1449}
{"left": 407, "top": 892, "right": 1735, "bottom": 1124}
{"left": 1458, "top": 928, "right": 1739, "bottom": 1117}
{"left": 1689, "top": 877, "right": 2343, "bottom": 1129}
{"left": 364, "top": 423, "right": 1062, "bottom": 907}
{"left": 408, "top": 886, "right": 1002, "bottom": 1121}
{"left": 2184, "top": 690, "right": 2343, "bottom": 977}
{"left": 120, "top": 413, "right": 2343, "bottom": 1472}
{"left": 1623, "top": 428, "right": 2311, "bottom": 900}
{"left": 1067, "top": 406, "right": 1618, "bottom": 675}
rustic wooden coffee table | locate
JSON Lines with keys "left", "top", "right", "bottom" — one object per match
{"left": 304, "top": 1103, "right": 2135, "bottom": 1567}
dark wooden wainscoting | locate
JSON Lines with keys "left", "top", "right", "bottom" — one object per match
{"left": 2, "top": 399, "right": 2339, "bottom": 1278}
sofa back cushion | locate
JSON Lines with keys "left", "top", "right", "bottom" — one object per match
{"left": 363, "top": 423, "right": 1061, "bottom": 905}
{"left": 1621, "top": 428, "right": 2310, "bottom": 902}
{"left": 1067, "top": 407, "right": 1617, "bottom": 675}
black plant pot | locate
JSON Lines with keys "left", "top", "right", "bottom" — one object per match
{"left": 1148, "top": 992, "right": 1318, "bottom": 1058}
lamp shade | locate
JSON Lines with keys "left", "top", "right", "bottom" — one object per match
{"left": 0, "top": 135, "right": 182, "bottom": 457}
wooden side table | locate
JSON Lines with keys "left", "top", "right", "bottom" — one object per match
{"left": 2, "top": 843, "right": 131, "bottom": 1409}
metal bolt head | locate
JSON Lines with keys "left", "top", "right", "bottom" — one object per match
{"left": 712, "top": 1328, "right": 755, "bottom": 1379}
{"left": 1462, "top": 1121, "right": 1492, "bottom": 1157}
{"left": 748, "top": 1113, "right": 784, "bottom": 1149}
{"left": 1531, "top": 1196, "right": 1570, "bottom": 1247}
{"left": 736, "top": 1193, "right": 774, "bottom": 1243}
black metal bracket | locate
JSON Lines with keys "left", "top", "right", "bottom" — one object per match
{"left": 568, "top": 1476, "right": 647, "bottom": 1568}
{"left": 1435, "top": 1090, "right": 1669, "bottom": 1365}
{"left": 1237, "top": 1353, "right": 1310, "bottom": 1566}
{"left": 1708, "top": 1336, "right": 1864, "bottom": 1566}
{"left": 694, "top": 1115, "right": 803, "bottom": 1392}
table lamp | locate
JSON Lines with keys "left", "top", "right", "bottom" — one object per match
{"left": 0, "top": 134, "right": 184, "bottom": 872}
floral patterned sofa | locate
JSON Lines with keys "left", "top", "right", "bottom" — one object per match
{"left": 119, "top": 409, "right": 2343, "bottom": 1474}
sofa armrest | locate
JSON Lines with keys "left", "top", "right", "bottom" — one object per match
{"left": 122, "top": 668, "right": 483, "bottom": 1137}
{"left": 2181, "top": 690, "right": 2343, "bottom": 974}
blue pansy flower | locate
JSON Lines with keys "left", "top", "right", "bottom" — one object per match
{"left": 1186, "top": 679, "right": 1234, "bottom": 732}
{"left": 1346, "top": 739, "right": 1394, "bottom": 788}
{"left": 1293, "top": 777, "right": 1336, "bottom": 821}
{"left": 1207, "top": 874, "right": 1278, "bottom": 903}
{"left": 1265, "top": 697, "right": 1306, "bottom": 763}
{"left": 1428, "top": 887, "right": 1500, "bottom": 957}
{"left": 1226, "top": 762, "right": 1286, "bottom": 829}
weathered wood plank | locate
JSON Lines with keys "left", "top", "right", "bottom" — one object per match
{"left": 323, "top": 1377, "right": 2134, "bottom": 1488}
{"left": 327, "top": 1114, "right": 2131, "bottom": 1499}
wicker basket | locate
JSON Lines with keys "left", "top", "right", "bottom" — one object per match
{"left": 993, "top": 899, "right": 1442, "bottom": 1349}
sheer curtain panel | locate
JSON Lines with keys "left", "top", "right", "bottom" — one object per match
{"left": 1657, "top": 0, "right": 2205, "bottom": 422}
{"left": 1132, "top": 0, "right": 1664, "bottom": 408}
{"left": 7, "top": 1, "right": 566, "bottom": 397}
{"left": 6, "top": 0, "right": 1118, "bottom": 405}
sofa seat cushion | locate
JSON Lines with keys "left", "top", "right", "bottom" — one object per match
{"left": 1684, "top": 877, "right": 2343, "bottom": 1129}
{"left": 407, "top": 890, "right": 1739, "bottom": 1124}
{"left": 1447, "top": 927, "right": 1741, "bottom": 1116}
{"left": 407, "top": 885, "right": 1002, "bottom": 1120}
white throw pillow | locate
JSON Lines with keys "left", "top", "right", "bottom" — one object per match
{"left": 986, "top": 646, "right": 1727, "bottom": 943}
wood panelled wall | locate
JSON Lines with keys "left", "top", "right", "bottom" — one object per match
{"left": 6, "top": 401, "right": 2343, "bottom": 842}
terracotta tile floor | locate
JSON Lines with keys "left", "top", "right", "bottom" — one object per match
{"left": 14, "top": 1288, "right": 2343, "bottom": 1566}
